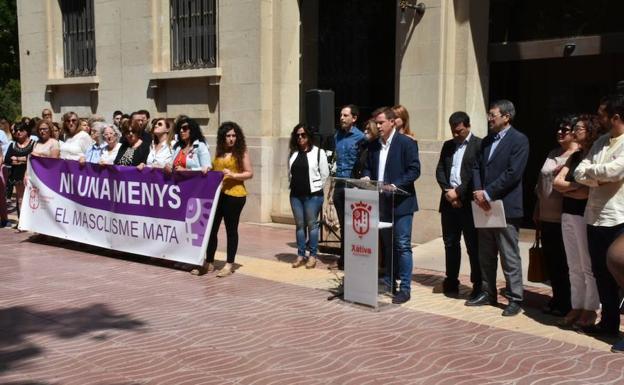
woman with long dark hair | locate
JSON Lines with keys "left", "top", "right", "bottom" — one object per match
{"left": 191, "top": 121, "right": 253, "bottom": 277}
{"left": 140, "top": 118, "right": 174, "bottom": 169}
{"left": 288, "top": 123, "right": 329, "bottom": 269}
{"left": 169, "top": 118, "right": 211, "bottom": 172}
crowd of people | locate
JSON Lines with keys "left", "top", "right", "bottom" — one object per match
{"left": 434, "top": 95, "right": 624, "bottom": 353}
{"left": 0, "top": 95, "right": 623, "bottom": 353}
{"left": 0, "top": 109, "right": 252, "bottom": 278}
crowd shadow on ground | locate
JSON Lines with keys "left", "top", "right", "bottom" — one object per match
{"left": 24, "top": 234, "right": 218, "bottom": 272}
{"left": 412, "top": 271, "right": 567, "bottom": 323}
{"left": 274, "top": 251, "right": 338, "bottom": 266}
{"left": 0, "top": 304, "right": 145, "bottom": 378}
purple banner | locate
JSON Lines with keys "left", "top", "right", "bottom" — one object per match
{"left": 30, "top": 156, "right": 223, "bottom": 223}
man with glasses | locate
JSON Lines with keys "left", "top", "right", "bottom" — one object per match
{"left": 467, "top": 99, "right": 529, "bottom": 317}
{"left": 41, "top": 108, "right": 53, "bottom": 121}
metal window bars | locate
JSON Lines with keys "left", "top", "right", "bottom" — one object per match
{"left": 61, "top": 0, "right": 96, "bottom": 77}
{"left": 170, "top": 0, "right": 216, "bottom": 70}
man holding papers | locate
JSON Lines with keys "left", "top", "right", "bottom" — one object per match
{"left": 467, "top": 99, "right": 529, "bottom": 317}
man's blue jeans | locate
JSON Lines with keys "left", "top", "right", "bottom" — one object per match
{"left": 381, "top": 213, "right": 414, "bottom": 293}
{"left": 290, "top": 194, "right": 324, "bottom": 257}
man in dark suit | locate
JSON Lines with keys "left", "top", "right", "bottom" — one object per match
{"left": 467, "top": 99, "right": 529, "bottom": 317}
{"left": 363, "top": 107, "right": 420, "bottom": 304}
{"left": 435, "top": 111, "right": 482, "bottom": 298}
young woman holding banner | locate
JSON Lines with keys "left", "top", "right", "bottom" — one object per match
{"left": 191, "top": 121, "right": 253, "bottom": 277}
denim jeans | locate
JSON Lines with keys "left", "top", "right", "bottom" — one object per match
{"left": 381, "top": 213, "right": 414, "bottom": 293}
{"left": 290, "top": 194, "right": 324, "bottom": 257}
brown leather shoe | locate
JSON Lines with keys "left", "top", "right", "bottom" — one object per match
{"left": 558, "top": 309, "right": 582, "bottom": 327}
{"left": 305, "top": 256, "right": 317, "bottom": 269}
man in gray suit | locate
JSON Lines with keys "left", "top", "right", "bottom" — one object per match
{"left": 467, "top": 100, "right": 529, "bottom": 317}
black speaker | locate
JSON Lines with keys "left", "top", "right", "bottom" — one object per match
{"left": 305, "top": 89, "right": 335, "bottom": 137}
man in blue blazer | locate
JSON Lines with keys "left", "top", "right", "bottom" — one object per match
{"left": 363, "top": 107, "right": 420, "bottom": 304}
{"left": 467, "top": 99, "right": 529, "bottom": 316}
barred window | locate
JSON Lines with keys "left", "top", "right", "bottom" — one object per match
{"left": 60, "top": 0, "right": 96, "bottom": 77}
{"left": 170, "top": 0, "right": 217, "bottom": 70}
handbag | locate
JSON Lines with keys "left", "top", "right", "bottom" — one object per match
{"left": 528, "top": 230, "right": 549, "bottom": 283}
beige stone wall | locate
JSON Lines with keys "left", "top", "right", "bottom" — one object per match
{"left": 396, "top": 0, "right": 490, "bottom": 243}
{"left": 17, "top": 0, "right": 491, "bottom": 239}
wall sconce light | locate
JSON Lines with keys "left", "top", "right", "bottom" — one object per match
{"left": 399, "top": 0, "right": 426, "bottom": 24}
{"left": 563, "top": 43, "right": 576, "bottom": 57}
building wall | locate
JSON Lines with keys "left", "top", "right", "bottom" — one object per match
{"left": 396, "top": 0, "right": 490, "bottom": 243}
{"left": 17, "top": 0, "right": 490, "bottom": 242}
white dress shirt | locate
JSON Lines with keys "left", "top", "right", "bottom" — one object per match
{"left": 378, "top": 129, "right": 396, "bottom": 183}
{"left": 450, "top": 132, "right": 472, "bottom": 188}
{"left": 574, "top": 132, "right": 624, "bottom": 226}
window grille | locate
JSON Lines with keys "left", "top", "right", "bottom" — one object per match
{"left": 60, "top": 0, "right": 96, "bottom": 77}
{"left": 170, "top": 0, "right": 217, "bottom": 70}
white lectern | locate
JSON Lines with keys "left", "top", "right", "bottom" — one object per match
{"left": 334, "top": 177, "right": 408, "bottom": 309}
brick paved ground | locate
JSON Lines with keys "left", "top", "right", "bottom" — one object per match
{"left": 1, "top": 222, "right": 623, "bottom": 384}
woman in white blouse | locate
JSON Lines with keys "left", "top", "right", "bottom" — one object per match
{"left": 98, "top": 125, "right": 122, "bottom": 165}
{"left": 138, "top": 118, "right": 173, "bottom": 170}
{"left": 59, "top": 112, "right": 93, "bottom": 160}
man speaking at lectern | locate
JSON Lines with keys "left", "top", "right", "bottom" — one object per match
{"left": 363, "top": 107, "right": 420, "bottom": 304}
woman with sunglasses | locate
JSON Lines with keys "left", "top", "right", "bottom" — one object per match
{"left": 114, "top": 120, "right": 150, "bottom": 166}
{"left": 191, "top": 121, "right": 251, "bottom": 277}
{"left": 288, "top": 124, "right": 329, "bottom": 269}
{"left": 534, "top": 115, "right": 579, "bottom": 319}
{"left": 168, "top": 118, "right": 211, "bottom": 173}
{"left": 59, "top": 112, "right": 93, "bottom": 160}
{"left": 553, "top": 115, "right": 601, "bottom": 328}
{"left": 138, "top": 118, "right": 174, "bottom": 170}
{"left": 32, "top": 119, "right": 60, "bottom": 158}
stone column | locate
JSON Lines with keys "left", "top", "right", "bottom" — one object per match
{"left": 396, "top": 0, "right": 490, "bottom": 243}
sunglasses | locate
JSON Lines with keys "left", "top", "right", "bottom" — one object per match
{"left": 65, "top": 118, "right": 78, "bottom": 123}
{"left": 296, "top": 133, "right": 307, "bottom": 138}
{"left": 179, "top": 125, "right": 190, "bottom": 131}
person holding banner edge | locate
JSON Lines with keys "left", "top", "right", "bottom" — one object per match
{"left": 362, "top": 107, "right": 420, "bottom": 304}
{"left": 192, "top": 121, "right": 253, "bottom": 277}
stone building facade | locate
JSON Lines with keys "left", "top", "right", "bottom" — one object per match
{"left": 16, "top": 0, "right": 505, "bottom": 243}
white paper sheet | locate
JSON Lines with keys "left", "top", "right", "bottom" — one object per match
{"left": 471, "top": 200, "right": 507, "bottom": 228}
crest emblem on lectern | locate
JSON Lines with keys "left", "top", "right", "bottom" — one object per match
{"left": 351, "top": 201, "right": 372, "bottom": 238}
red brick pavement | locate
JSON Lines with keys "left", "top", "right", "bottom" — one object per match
{"left": 0, "top": 224, "right": 623, "bottom": 384}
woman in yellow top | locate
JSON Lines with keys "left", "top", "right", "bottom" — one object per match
{"left": 192, "top": 121, "right": 253, "bottom": 277}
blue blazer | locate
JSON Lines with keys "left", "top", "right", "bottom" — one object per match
{"left": 472, "top": 126, "right": 529, "bottom": 219}
{"left": 364, "top": 132, "right": 420, "bottom": 219}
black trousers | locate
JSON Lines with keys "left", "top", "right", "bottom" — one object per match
{"left": 541, "top": 221, "right": 571, "bottom": 313}
{"left": 440, "top": 205, "right": 480, "bottom": 287}
{"left": 587, "top": 223, "right": 624, "bottom": 333}
{"left": 206, "top": 194, "right": 246, "bottom": 264}
{"left": 332, "top": 185, "right": 346, "bottom": 266}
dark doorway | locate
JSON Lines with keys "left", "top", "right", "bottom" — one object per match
{"left": 301, "top": 0, "right": 396, "bottom": 124}
{"left": 490, "top": 54, "right": 624, "bottom": 224}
